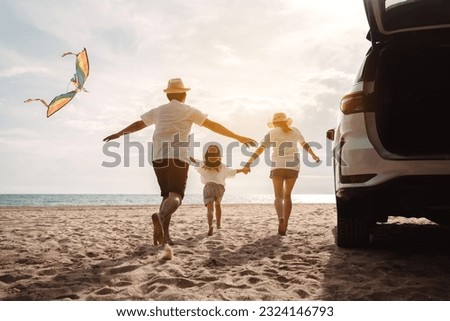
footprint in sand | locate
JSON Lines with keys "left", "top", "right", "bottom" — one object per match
{"left": 108, "top": 265, "right": 141, "bottom": 275}
{"left": 15, "top": 257, "right": 44, "bottom": 265}
{"left": 247, "top": 276, "right": 263, "bottom": 284}
{"left": 86, "top": 251, "right": 99, "bottom": 258}
{"left": 37, "top": 268, "right": 57, "bottom": 276}
{"left": 276, "top": 275, "right": 290, "bottom": 283}
{"left": 58, "top": 238, "right": 71, "bottom": 244}
{"left": 239, "top": 269, "right": 258, "bottom": 276}
{"left": 295, "top": 288, "right": 311, "bottom": 299}
{"left": 95, "top": 287, "right": 116, "bottom": 295}
{"left": 0, "top": 274, "right": 33, "bottom": 284}
{"left": 262, "top": 268, "right": 279, "bottom": 277}
{"left": 114, "top": 281, "right": 133, "bottom": 287}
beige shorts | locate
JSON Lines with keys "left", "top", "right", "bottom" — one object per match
{"left": 203, "top": 182, "right": 225, "bottom": 205}
{"left": 270, "top": 168, "right": 299, "bottom": 179}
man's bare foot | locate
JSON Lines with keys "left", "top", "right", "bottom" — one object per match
{"left": 152, "top": 213, "right": 164, "bottom": 245}
{"left": 216, "top": 222, "right": 221, "bottom": 229}
{"left": 207, "top": 225, "right": 214, "bottom": 236}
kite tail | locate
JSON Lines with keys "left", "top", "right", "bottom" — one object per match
{"left": 61, "top": 51, "right": 76, "bottom": 58}
{"left": 24, "top": 98, "right": 49, "bottom": 107}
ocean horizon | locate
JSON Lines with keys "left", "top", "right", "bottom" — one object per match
{"left": 0, "top": 194, "right": 335, "bottom": 207}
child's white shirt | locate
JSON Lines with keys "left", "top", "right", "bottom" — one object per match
{"left": 196, "top": 162, "right": 237, "bottom": 186}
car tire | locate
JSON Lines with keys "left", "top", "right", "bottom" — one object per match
{"left": 336, "top": 197, "right": 370, "bottom": 248}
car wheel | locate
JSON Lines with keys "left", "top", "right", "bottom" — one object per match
{"left": 336, "top": 197, "right": 370, "bottom": 248}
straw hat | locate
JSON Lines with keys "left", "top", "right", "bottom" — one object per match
{"left": 267, "top": 112, "right": 293, "bottom": 128}
{"left": 163, "top": 78, "right": 191, "bottom": 93}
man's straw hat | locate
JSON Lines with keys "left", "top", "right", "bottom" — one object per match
{"left": 267, "top": 112, "right": 293, "bottom": 128}
{"left": 163, "top": 78, "right": 191, "bottom": 93}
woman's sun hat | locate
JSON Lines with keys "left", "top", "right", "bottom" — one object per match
{"left": 267, "top": 112, "right": 293, "bottom": 128}
{"left": 163, "top": 78, "right": 191, "bottom": 93}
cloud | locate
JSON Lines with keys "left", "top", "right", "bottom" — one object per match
{"left": 0, "top": 48, "right": 55, "bottom": 78}
{"left": 213, "top": 43, "right": 244, "bottom": 66}
{"left": 0, "top": 66, "right": 52, "bottom": 78}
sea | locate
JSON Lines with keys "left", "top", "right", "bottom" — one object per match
{"left": 0, "top": 194, "right": 335, "bottom": 207}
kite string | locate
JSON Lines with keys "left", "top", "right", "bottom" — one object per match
{"left": 66, "top": 79, "right": 72, "bottom": 92}
{"left": 63, "top": 51, "right": 77, "bottom": 92}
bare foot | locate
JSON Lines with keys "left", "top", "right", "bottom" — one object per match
{"left": 152, "top": 213, "right": 164, "bottom": 245}
{"left": 208, "top": 225, "right": 214, "bottom": 236}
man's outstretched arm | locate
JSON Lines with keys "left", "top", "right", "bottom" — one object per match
{"left": 103, "top": 120, "right": 147, "bottom": 142}
{"left": 202, "top": 119, "right": 257, "bottom": 147}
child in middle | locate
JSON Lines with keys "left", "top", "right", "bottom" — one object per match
{"left": 191, "top": 144, "right": 247, "bottom": 236}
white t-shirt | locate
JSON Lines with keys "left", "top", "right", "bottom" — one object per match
{"left": 196, "top": 162, "right": 237, "bottom": 186}
{"left": 261, "top": 126, "right": 306, "bottom": 171}
{"left": 140, "top": 100, "right": 207, "bottom": 163}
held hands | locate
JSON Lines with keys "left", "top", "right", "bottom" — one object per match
{"left": 241, "top": 166, "right": 251, "bottom": 174}
{"left": 237, "top": 166, "right": 251, "bottom": 174}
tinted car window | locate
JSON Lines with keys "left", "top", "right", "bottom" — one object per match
{"left": 382, "top": 0, "right": 450, "bottom": 31}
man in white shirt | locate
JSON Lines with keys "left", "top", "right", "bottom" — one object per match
{"left": 103, "top": 78, "right": 256, "bottom": 246}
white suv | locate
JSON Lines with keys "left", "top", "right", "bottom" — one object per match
{"left": 327, "top": 0, "right": 450, "bottom": 247}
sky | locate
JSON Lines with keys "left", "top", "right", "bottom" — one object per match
{"left": 0, "top": 0, "right": 370, "bottom": 195}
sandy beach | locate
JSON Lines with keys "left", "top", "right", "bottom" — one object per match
{"left": 0, "top": 204, "right": 449, "bottom": 301}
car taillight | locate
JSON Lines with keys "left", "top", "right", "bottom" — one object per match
{"left": 340, "top": 91, "right": 364, "bottom": 115}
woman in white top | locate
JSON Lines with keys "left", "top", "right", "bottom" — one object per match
{"left": 192, "top": 145, "right": 246, "bottom": 236}
{"left": 243, "top": 113, "right": 320, "bottom": 235}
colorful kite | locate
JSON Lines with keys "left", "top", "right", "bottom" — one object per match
{"left": 24, "top": 48, "right": 89, "bottom": 118}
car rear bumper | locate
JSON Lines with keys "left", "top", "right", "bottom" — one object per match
{"left": 337, "top": 175, "right": 450, "bottom": 218}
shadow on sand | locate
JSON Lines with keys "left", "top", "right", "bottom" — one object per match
{"left": 1, "top": 243, "right": 160, "bottom": 300}
{"left": 320, "top": 221, "right": 450, "bottom": 300}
